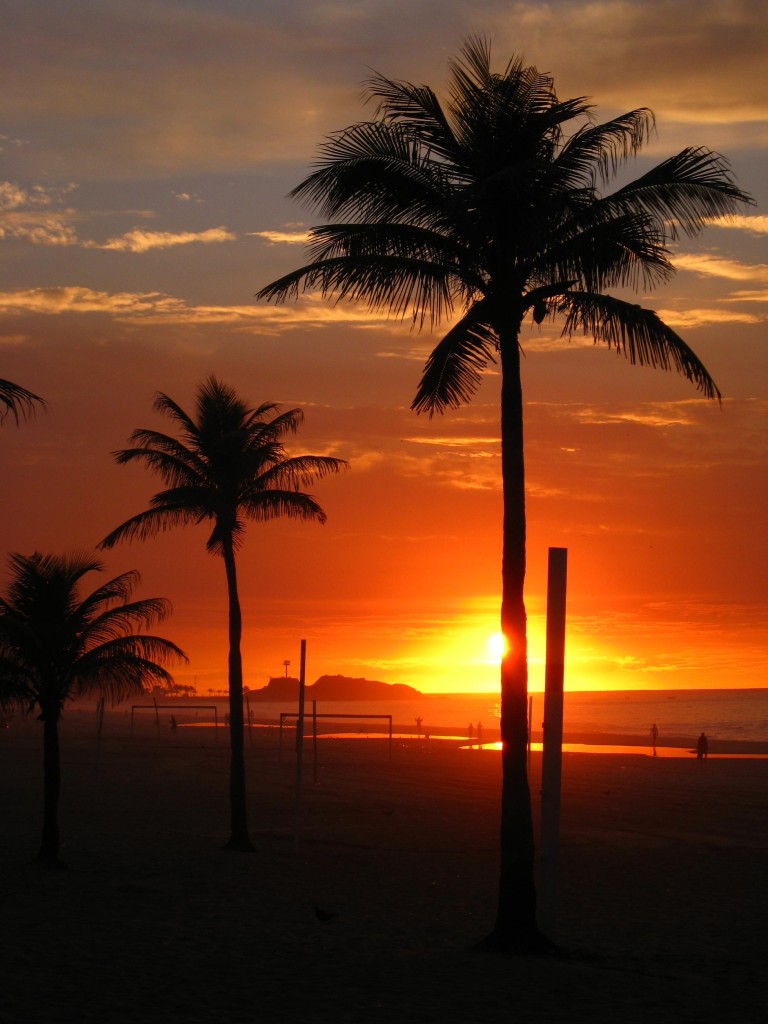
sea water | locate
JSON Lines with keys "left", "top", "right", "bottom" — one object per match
{"left": 244, "top": 688, "right": 768, "bottom": 744}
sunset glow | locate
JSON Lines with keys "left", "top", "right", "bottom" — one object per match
{"left": 1, "top": 3, "right": 765, "bottom": 696}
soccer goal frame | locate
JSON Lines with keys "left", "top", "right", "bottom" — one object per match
{"left": 130, "top": 704, "right": 219, "bottom": 737}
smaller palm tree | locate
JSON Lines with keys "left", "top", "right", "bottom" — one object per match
{"left": 99, "top": 376, "right": 347, "bottom": 851}
{"left": 0, "top": 379, "right": 45, "bottom": 425}
{"left": 0, "top": 552, "right": 187, "bottom": 866}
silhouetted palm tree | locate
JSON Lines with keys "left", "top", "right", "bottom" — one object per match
{"left": 99, "top": 376, "right": 347, "bottom": 851}
{"left": 257, "top": 39, "right": 753, "bottom": 949}
{"left": 0, "top": 552, "right": 186, "bottom": 865}
{"left": 0, "top": 379, "right": 45, "bottom": 425}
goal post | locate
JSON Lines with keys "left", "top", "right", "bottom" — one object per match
{"left": 130, "top": 704, "right": 219, "bottom": 738}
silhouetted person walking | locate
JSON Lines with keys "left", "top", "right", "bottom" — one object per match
{"left": 697, "top": 732, "right": 709, "bottom": 759}
{"left": 650, "top": 722, "right": 658, "bottom": 756}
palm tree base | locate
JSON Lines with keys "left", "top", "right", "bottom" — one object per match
{"left": 223, "top": 835, "right": 256, "bottom": 853}
{"left": 475, "top": 927, "right": 565, "bottom": 958}
{"left": 34, "top": 853, "right": 69, "bottom": 870}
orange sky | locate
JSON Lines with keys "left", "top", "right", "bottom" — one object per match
{"left": 1, "top": 2, "right": 766, "bottom": 694}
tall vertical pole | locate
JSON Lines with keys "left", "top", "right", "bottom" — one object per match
{"left": 293, "top": 639, "right": 307, "bottom": 849}
{"left": 538, "top": 547, "right": 568, "bottom": 937}
{"left": 312, "top": 699, "right": 318, "bottom": 784}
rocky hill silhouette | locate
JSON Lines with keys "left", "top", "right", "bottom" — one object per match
{"left": 249, "top": 674, "right": 421, "bottom": 701}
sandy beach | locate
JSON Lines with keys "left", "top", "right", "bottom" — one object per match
{"left": 1, "top": 711, "right": 766, "bottom": 1024}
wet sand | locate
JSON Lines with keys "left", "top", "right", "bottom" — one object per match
{"left": 1, "top": 711, "right": 766, "bottom": 1023}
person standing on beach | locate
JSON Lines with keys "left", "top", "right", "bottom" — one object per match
{"left": 650, "top": 723, "right": 659, "bottom": 756}
{"left": 697, "top": 732, "right": 709, "bottom": 759}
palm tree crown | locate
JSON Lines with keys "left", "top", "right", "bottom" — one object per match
{"left": 100, "top": 375, "right": 346, "bottom": 552}
{"left": 257, "top": 38, "right": 753, "bottom": 950}
{"left": 259, "top": 37, "right": 752, "bottom": 408}
{"left": 0, "top": 551, "right": 185, "bottom": 716}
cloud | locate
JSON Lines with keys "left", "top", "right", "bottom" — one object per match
{"left": 4, "top": 1, "right": 765, "bottom": 183}
{"left": 88, "top": 226, "right": 236, "bottom": 252}
{"left": 674, "top": 253, "right": 768, "bottom": 283}
{"left": 569, "top": 403, "right": 700, "bottom": 428}
{"left": 0, "top": 211, "right": 79, "bottom": 246}
{"left": 706, "top": 214, "right": 768, "bottom": 235}
{"left": 0, "top": 181, "right": 81, "bottom": 245}
{"left": 495, "top": 1, "right": 768, "bottom": 135}
{"left": 0, "top": 286, "right": 175, "bottom": 317}
{"left": 403, "top": 435, "right": 500, "bottom": 448}
{"left": 655, "top": 307, "right": 764, "bottom": 329}
{"left": 251, "top": 229, "right": 311, "bottom": 245}
{"left": 0, "top": 181, "right": 77, "bottom": 211}
{"left": 0, "top": 285, "right": 400, "bottom": 329}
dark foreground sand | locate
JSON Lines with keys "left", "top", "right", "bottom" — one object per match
{"left": 1, "top": 713, "right": 766, "bottom": 1024}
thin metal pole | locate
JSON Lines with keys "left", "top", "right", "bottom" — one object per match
{"left": 96, "top": 697, "right": 105, "bottom": 750}
{"left": 539, "top": 547, "right": 568, "bottom": 938}
{"left": 312, "top": 699, "right": 318, "bottom": 784}
{"left": 293, "top": 639, "right": 307, "bottom": 849}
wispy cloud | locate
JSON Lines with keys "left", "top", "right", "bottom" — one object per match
{"left": 0, "top": 286, "right": 174, "bottom": 316}
{"left": 87, "top": 226, "right": 236, "bottom": 252}
{"left": 403, "top": 435, "right": 499, "bottom": 448}
{"left": 655, "top": 307, "right": 763, "bottom": 328}
{"left": 0, "top": 181, "right": 80, "bottom": 245}
{"left": 706, "top": 214, "right": 768, "bottom": 235}
{"left": 0, "top": 285, "right": 396, "bottom": 329}
{"left": 0, "top": 210, "right": 79, "bottom": 246}
{"left": 674, "top": 253, "right": 768, "bottom": 283}
{"left": 251, "top": 229, "right": 311, "bottom": 244}
{"left": 0, "top": 181, "right": 77, "bottom": 211}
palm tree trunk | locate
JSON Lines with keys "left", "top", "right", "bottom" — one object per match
{"left": 222, "top": 537, "right": 254, "bottom": 851}
{"left": 482, "top": 321, "right": 547, "bottom": 951}
{"left": 37, "top": 709, "right": 62, "bottom": 865}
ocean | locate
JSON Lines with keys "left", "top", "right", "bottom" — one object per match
{"left": 242, "top": 688, "right": 768, "bottom": 745}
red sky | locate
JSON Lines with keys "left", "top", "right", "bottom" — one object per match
{"left": 1, "top": 2, "right": 766, "bottom": 693}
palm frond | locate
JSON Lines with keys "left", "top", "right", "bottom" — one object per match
{"left": 553, "top": 109, "right": 655, "bottom": 189}
{"left": 115, "top": 441, "right": 209, "bottom": 489}
{"left": 0, "top": 379, "right": 46, "bottom": 426}
{"left": 292, "top": 120, "right": 457, "bottom": 225}
{"left": 99, "top": 504, "right": 204, "bottom": 549}
{"left": 558, "top": 291, "right": 721, "bottom": 399}
{"left": 260, "top": 250, "right": 463, "bottom": 325}
{"left": 255, "top": 455, "right": 348, "bottom": 491}
{"left": 241, "top": 490, "right": 329, "bottom": 526}
{"left": 412, "top": 301, "right": 498, "bottom": 415}
{"left": 607, "top": 147, "right": 755, "bottom": 239}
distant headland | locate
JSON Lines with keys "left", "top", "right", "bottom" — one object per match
{"left": 248, "top": 674, "right": 421, "bottom": 702}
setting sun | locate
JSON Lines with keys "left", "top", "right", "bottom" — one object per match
{"left": 487, "top": 632, "right": 508, "bottom": 662}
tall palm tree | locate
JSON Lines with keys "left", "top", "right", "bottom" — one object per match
{"left": 0, "top": 379, "right": 45, "bottom": 425}
{"left": 257, "top": 39, "right": 753, "bottom": 949}
{"left": 99, "top": 376, "right": 347, "bottom": 851}
{"left": 0, "top": 551, "right": 186, "bottom": 866}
